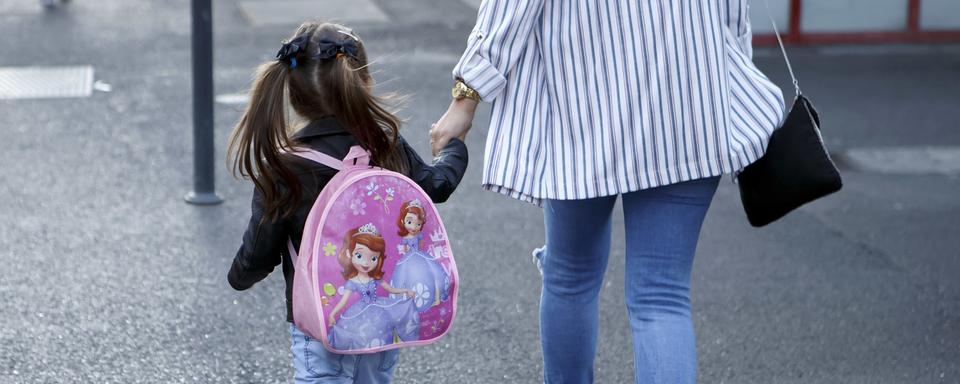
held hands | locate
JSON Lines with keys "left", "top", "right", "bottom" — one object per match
{"left": 430, "top": 98, "right": 479, "bottom": 156}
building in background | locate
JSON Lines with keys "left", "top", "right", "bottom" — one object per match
{"left": 750, "top": 0, "right": 960, "bottom": 44}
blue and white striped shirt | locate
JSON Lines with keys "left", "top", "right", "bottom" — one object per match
{"left": 454, "top": 0, "right": 785, "bottom": 205}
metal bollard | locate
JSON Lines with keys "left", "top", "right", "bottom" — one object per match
{"left": 185, "top": 0, "right": 223, "bottom": 205}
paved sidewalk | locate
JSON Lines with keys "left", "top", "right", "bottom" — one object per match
{"left": 1, "top": 0, "right": 958, "bottom": 383}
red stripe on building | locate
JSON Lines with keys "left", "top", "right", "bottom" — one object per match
{"left": 755, "top": 0, "right": 960, "bottom": 45}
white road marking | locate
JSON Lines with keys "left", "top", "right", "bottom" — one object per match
{"left": 215, "top": 93, "right": 250, "bottom": 105}
{"left": 0, "top": 65, "right": 93, "bottom": 99}
{"left": 841, "top": 147, "right": 960, "bottom": 175}
{"left": 238, "top": 0, "right": 389, "bottom": 27}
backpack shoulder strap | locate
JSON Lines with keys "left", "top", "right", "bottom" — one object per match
{"left": 287, "top": 237, "right": 299, "bottom": 261}
{"left": 287, "top": 148, "right": 344, "bottom": 171}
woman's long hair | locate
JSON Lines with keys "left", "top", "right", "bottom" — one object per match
{"left": 228, "top": 21, "right": 406, "bottom": 222}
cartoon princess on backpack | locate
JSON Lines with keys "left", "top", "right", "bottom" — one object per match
{"left": 390, "top": 199, "right": 452, "bottom": 312}
{"left": 327, "top": 223, "right": 420, "bottom": 349}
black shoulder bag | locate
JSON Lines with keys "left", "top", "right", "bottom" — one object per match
{"left": 735, "top": 3, "right": 843, "bottom": 227}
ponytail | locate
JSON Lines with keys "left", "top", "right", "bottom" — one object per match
{"left": 227, "top": 21, "right": 407, "bottom": 222}
{"left": 227, "top": 61, "right": 302, "bottom": 222}
{"left": 327, "top": 57, "right": 407, "bottom": 174}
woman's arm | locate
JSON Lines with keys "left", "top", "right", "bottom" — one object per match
{"left": 452, "top": 0, "right": 546, "bottom": 102}
{"left": 227, "top": 188, "right": 285, "bottom": 290}
{"left": 399, "top": 136, "right": 468, "bottom": 203}
{"left": 724, "top": 0, "right": 754, "bottom": 59}
{"left": 432, "top": 0, "right": 544, "bottom": 154}
{"left": 327, "top": 290, "right": 352, "bottom": 325}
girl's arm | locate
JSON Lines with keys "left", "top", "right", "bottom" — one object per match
{"left": 327, "top": 290, "right": 352, "bottom": 325}
{"left": 399, "top": 136, "right": 468, "bottom": 204}
{"left": 227, "top": 188, "right": 285, "bottom": 290}
{"left": 380, "top": 281, "right": 415, "bottom": 298}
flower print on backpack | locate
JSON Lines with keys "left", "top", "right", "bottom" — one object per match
{"left": 389, "top": 200, "right": 452, "bottom": 312}
{"left": 326, "top": 223, "right": 421, "bottom": 350}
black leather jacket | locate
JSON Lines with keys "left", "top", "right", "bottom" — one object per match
{"left": 227, "top": 117, "right": 468, "bottom": 322}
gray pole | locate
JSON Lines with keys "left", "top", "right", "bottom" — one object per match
{"left": 185, "top": 0, "right": 223, "bottom": 205}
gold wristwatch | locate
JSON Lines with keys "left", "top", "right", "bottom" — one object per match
{"left": 452, "top": 79, "right": 480, "bottom": 101}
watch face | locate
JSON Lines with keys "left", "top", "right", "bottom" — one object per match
{"left": 452, "top": 81, "right": 477, "bottom": 101}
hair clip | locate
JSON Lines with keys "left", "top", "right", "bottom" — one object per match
{"left": 315, "top": 38, "right": 359, "bottom": 61}
{"left": 276, "top": 34, "right": 310, "bottom": 67}
{"left": 407, "top": 199, "right": 422, "bottom": 209}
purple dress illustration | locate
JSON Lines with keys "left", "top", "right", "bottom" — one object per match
{"left": 328, "top": 279, "right": 420, "bottom": 349}
{"left": 390, "top": 232, "right": 451, "bottom": 312}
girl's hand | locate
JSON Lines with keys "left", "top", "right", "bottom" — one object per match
{"left": 328, "top": 314, "right": 336, "bottom": 326}
{"left": 404, "top": 289, "right": 416, "bottom": 299}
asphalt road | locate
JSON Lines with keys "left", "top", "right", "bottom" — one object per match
{"left": 1, "top": 0, "right": 958, "bottom": 383}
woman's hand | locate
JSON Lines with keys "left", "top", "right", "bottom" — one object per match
{"left": 430, "top": 98, "right": 478, "bottom": 156}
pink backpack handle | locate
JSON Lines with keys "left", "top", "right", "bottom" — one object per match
{"left": 342, "top": 145, "right": 370, "bottom": 167}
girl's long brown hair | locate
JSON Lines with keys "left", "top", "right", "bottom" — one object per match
{"left": 228, "top": 21, "right": 406, "bottom": 222}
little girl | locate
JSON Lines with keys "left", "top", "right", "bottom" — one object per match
{"left": 226, "top": 21, "right": 468, "bottom": 383}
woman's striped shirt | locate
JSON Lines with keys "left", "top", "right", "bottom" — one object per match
{"left": 453, "top": 0, "right": 785, "bottom": 205}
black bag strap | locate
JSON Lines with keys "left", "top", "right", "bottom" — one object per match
{"left": 763, "top": 0, "right": 802, "bottom": 97}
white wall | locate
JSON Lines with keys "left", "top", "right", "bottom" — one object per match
{"left": 921, "top": 0, "right": 960, "bottom": 30}
{"left": 802, "top": 0, "right": 909, "bottom": 32}
{"left": 748, "top": 0, "right": 792, "bottom": 34}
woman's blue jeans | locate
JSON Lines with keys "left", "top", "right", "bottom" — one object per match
{"left": 538, "top": 177, "right": 720, "bottom": 384}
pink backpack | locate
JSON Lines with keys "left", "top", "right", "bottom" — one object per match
{"left": 288, "top": 145, "right": 458, "bottom": 354}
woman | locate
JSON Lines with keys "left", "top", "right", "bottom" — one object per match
{"left": 430, "top": 1, "right": 784, "bottom": 383}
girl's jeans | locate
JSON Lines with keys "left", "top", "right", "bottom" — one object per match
{"left": 538, "top": 176, "right": 720, "bottom": 384}
{"left": 290, "top": 324, "right": 399, "bottom": 383}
